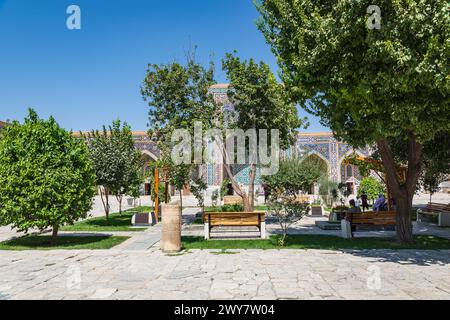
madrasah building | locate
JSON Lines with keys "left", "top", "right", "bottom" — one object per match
{"left": 134, "top": 84, "right": 372, "bottom": 198}
{"left": 0, "top": 85, "right": 372, "bottom": 198}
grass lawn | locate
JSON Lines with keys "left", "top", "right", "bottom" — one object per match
{"left": 182, "top": 235, "right": 450, "bottom": 251}
{"left": 0, "top": 235, "right": 129, "bottom": 251}
{"left": 61, "top": 206, "right": 153, "bottom": 232}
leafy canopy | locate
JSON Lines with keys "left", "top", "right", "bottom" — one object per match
{"left": 0, "top": 109, "right": 96, "bottom": 232}
{"left": 358, "top": 177, "right": 386, "bottom": 201}
{"left": 256, "top": 0, "right": 450, "bottom": 147}
{"left": 262, "top": 157, "right": 326, "bottom": 196}
{"left": 86, "top": 120, "right": 143, "bottom": 215}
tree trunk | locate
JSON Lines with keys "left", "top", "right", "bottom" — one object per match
{"left": 105, "top": 190, "right": 110, "bottom": 220}
{"left": 99, "top": 186, "right": 110, "bottom": 220}
{"left": 377, "top": 134, "right": 423, "bottom": 244}
{"left": 247, "top": 163, "right": 256, "bottom": 212}
{"left": 116, "top": 195, "right": 123, "bottom": 215}
{"left": 179, "top": 190, "right": 183, "bottom": 215}
{"left": 50, "top": 225, "right": 59, "bottom": 246}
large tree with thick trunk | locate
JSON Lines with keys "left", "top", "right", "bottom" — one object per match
{"left": 256, "top": 0, "right": 449, "bottom": 243}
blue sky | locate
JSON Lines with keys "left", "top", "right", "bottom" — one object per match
{"left": 0, "top": 0, "right": 328, "bottom": 132}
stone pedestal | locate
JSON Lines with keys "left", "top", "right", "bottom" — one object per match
{"left": 439, "top": 212, "right": 450, "bottom": 227}
{"left": 161, "top": 202, "right": 181, "bottom": 253}
{"left": 341, "top": 220, "right": 353, "bottom": 239}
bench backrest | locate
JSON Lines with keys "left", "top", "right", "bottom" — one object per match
{"left": 426, "top": 202, "right": 450, "bottom": 212}
{"left": 349, "top": 211, "right": 397, "bottom": 225}
{"left": 205, "top": 212, "right": 265, "bottom": 227}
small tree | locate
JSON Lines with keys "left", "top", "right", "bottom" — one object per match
{"left": 221, "top": 52, "right": 303, "bottom": 211}
{"left": 319, "top": 176, "right": 339, "bottom": 208}
{"left": 358, "top": 177, "right": 386, "bottom": 204}
{"left": 268, "top": 189, "right": 309, "bottom": 247}
{"left": 141, "top": 50, "right": 216, "bottom": 215}
{"left": 262, "top": 158, "right": 324, "bottom": 196}
{"left": 421, "top": 169, "right": 447, "bottom": 203}
{"left": 191, "top": 177, "right": 208, "bottom": 214}
{"left": 167, "top": 162, "right": 191, "bottom": 214}
{"left": 86, "top": 120, "right": 142, "bottom": 219}
{"left": 262, "top": 158, "right": 320, "bottom": 245}
{"left": 0, "top": 110, "right": 95, "bottom": 245}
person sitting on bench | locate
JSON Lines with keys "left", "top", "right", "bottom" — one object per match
{"left": 345, "top": 199, "right": 362, "bottom": 220}
{"left": 373, "top": 194, "right": 386, "bottom": 212}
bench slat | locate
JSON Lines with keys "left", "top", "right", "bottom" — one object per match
{"left": 349, "top": 211, "right": 397, "bottom": 227}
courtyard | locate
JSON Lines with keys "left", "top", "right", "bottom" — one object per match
{"left": 1, "top": 241, "right": 449, "bottom": 300}
{"left": 0, "top": 0, "right": 449, "bottom": 307}
{"left": 0, "top": 194, "right": 449, "bottom": 300}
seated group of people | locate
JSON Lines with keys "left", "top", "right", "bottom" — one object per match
{"left": 347, "top": 194, "right": 388, "bottom": 215}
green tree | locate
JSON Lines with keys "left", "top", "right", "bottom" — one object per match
{"left": 86, "top": 120, "right": 142, "bottom": 218}
{"left": 222, "top": 52, "right": 303, "bottom": 211}
{"left": 256, "top": 0, "right": 450, "bottom": 243}
{"left": 319, "top": 176, "right": 340, "bottom": 208}
{"left": 421, "top": 169, "right": 447, "bottom": 204}
{"left": 141, "top": 51, "right": 216, "bottom": 214}
{"left": 190, "top": 177, "right": 208, "bottom": 213}
{"left": 0, "top": 110, "right": 95, "bottom": 245}
{"left": 267, "top": 188, "right": 310, "bottom": 247}
{"left": 167, "top": 160, "right": 191, "bottom": 214}
{"left": 262, "top": 158, "right": 325, "bottom": 196}
{"left": 358, "top": 177, "right": 386, "bottom": 203}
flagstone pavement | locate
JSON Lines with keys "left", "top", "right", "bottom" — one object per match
{"left": 1, "top": 238, "right": 449, "bottom": 300}
{"left": 1, "top": 197, "right": 450, "bottom": 300}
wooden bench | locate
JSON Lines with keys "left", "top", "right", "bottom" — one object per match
{"left": 347, "top": 211, "right": 397, "bottom": 233}
{"left": 417, "top": 202, "right": 450, "bottom": 227}
{"left": 204, "top": 211, "right": 266, "bottom": 239}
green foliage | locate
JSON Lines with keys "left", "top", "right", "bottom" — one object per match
{"left": 262, "top": 158, "right": 325, "bottom": 196}
{"left": 141, "top": 50, "right": 217, "bottom": 143}
{"left": 191, "top": 177, "right": 208, "bottom": 210}
{"left": 318, "top": 176, "right": 339, "bottom": 207}
{"left": 219, "top": 204, "right": 245, "bottom": 213}
{"left": 256, "top": 0, "right": 449, "bottom": 243}
{"left": 141, "top": 51, "right": 217, "bottom": 212}
{"left": 86, "top": 120, "right": 143, "bottom": 215}
{"left": 182, "top": 235, "right": 450, "bottom": 250}
{"left": 0, "top": 235, "right": 128, "bottom": 251}
{"left": 211, "top": 190, "right": 220, "bottom": 207}
{"left": 222, "top": 52, "right": 303, "bottom": 149}
{"left": 220, "top": 179, "right": 231, "bottom": 200}
{"left": 218, "top": 52, "right": 306, "bottom": 211}
{"left": 358, "top": 177, "right": 386, "bottom": 201}
{"left": 267, "top": 189, "right": 310, "bottom": 246}
{"left": 256, "top": 0, "right": 449, "bottom": 147}
{"left": 0, "top": 109, "right": 96, "bottom": 240}
{"left": 421, "top": 169, "right": 447, "bottom": 197}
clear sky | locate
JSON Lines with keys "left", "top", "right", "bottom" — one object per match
{"left": 0, "top": 0, "right": 328, "bottom": 132}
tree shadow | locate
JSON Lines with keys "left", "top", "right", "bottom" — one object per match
{"left": 342, "top": 248, "right": 450, "bottom": 266}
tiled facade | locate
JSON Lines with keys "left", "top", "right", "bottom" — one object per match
{"left": 135, "top": 85, "right": 372, "bottom": 196}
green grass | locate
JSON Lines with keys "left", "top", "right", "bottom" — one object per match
{"left": 0, "top": 235, "right": 129, "bottom": 251}
{"left": 182, "top": 235, "right": 450, "bottom": 251}
{"left": 61, "top": 207, "right": 153, "bottom": 232}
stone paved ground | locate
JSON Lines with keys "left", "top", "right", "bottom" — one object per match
{"left": 0, "top": 248, "right": 449, "bottom": 300}
{"left": 1, "top": 194, "right": 449, "bottom": 300}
